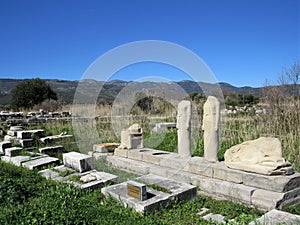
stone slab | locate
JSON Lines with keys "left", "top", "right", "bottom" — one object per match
{"left": 39, "top": 165, "right": 76, "bottom": 182}
{"left": 191, "top": 175, "right": 255, "bottom": 205}
{"left": 0, "top": 141, "right": 12, "bottom": 154}
{"left": 106, "top": 155, "right": 149, "bottom": 175}
{"left": 249, "top": 209, "right": 300, "bottom": 225}
{"left": 1, "top": 155, "right": 31, "bottom": 166}
{"left": 251, "top": 187, "right": 300, "bottom": 210}
{"left": 166, "top": 169, "right": 193, "bottom": 184}
{"left": 242, "top": 172, "right": 300, "bottom": 192}
{"left": 39, "top": 166, "right": 118, "bottom": 189}
{"left": 114, "top": 148, "right": 128, "bottom": 158}
{"left": 17, "top": 129, "right": 46, "bottom": 139}
{"left": 141, "top": 149, "right": 173, "bottom": 165}
{"left": 93, "top": 143, "right": 119, "bottom": 153}
{"left": 149, "top": 165, "right": 172, "bottom": 177}
{"left": 212, "top": 162, "right": 243, "bottom": 184}
{"left": 39, "top": 145, "right": 64, "bottom": 155}
{"left": 203, "top": 213, "right": 225, "bottom": 224}
{"left": 5, "top": 147, "right": 22, "bottom": 157}
{"left": 22, "top": 156, "right": 60, "bottom": 170}
{"left": 63, "top": 151, "right": 93, "bottom": 173}
{"left": 40, "top": 134, "right": 73, "bottom": 144}
{"left": 4, "top": 135, "right": 16, "bottom": 142}
{"left": 128, "top": 149, "right": 144, "bottom": 161}
{"left": 186, "top": 156, "right": 214, "bottom": 177}
{"left": 159, "top": 154, "right": 191, "bottom": 170}
{"left": 14, "top": 139, "right": 33, "bottom": 148}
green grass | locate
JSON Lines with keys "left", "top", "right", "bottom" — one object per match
{"left": 146, "top": 183, "right": 172, "bottom": 194}
{"left": 0, "top": 160, "right": 265, "bottom": 224}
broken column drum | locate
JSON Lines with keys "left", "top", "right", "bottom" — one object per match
{"left": 202, "top": 96, "right": 220, "bottom": 162}
{"left": 177, "top": 100, "right": 192, "bottom": 158}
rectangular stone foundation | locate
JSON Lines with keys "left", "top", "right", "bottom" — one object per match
{"left": 101, "top": 174, "right": 196, "bottom": 213}
{"left": 107, "top": 148, "right": 300, "bottom": 210}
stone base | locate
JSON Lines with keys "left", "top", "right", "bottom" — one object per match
{"left": 22, "top": 156, "right": 60, "bottom": 170}
{"left": 104, "top": 148, "right": 300, "bottom": 210}
{"left": 101, "top": 174, "right": 196, "bottom": 213}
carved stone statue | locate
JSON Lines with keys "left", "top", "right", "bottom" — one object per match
{"left": 202, "top": 96, "right": 220, "bottom": 162}
{"left": 224, "top": 137, "right": 294, "bottom": 175}
{"left": 177, "top": 100, "right": 192, "bottom": 158}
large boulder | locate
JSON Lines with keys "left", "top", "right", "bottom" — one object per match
{"left": 224, "top": 137, "right": 294, "bottom": 175}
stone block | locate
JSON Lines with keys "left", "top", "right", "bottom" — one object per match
{"left": 249, "top": 209, "right": 300, "bottom": 225}
{"left": 153, "top": 122, "right": 176, "bottom": 132}
{"left": 40, "top": 134, "right": 73, "bottom": 144}
{"left": 149, "top": 165, "right": 171, "bottom": 177}
{"left": 128, "top": 149, "right": 143, "bottom": 161}
{"left": 39, "top": 145, "right": 64, "bottom": 156}
{"left": 191, "top": 175, "right": 254, "bottom": 204}
{"left": 67, "top": 170, "right": 118, "bottom": 190}
{"left": 93, "top": 143, "right": 119, "bottom": 153}
{"left": 9, "top": 126, "right": 23, "bottom": 131}
{"left": 166, "top": 169, "right": 193, "bottom": 184}
{"left": 7, "top": 130, "right": 17, "bottom": 137}
{"left": 4, "top": 135, "right": 16, "bottom": 142}
{"left": 5, "top": 147, "right": 22, "bottom": 157}
{"left": 17, "top": 129, "right": 46, "bottom": 139}
{"left": 212, "top": 162, "right": 243, "bottom": 184}
{"left": 22, "top": 156, "right": 60, "bottom": 170}
{"left": 251, "top": 189, "right": 285, "bottom": 210}
{"left": 114, "top": 148, "right": 128, "bottom": 158}
{"left": 93, "top": 145, "right": 108, "bottom": 153}
{"left": 141, "top": 150, "right": 173, "bottom": 165}
{"left": 129, "top": 161, "right": 150, "bottom": 175}
{"left": 14, "top": 139, "right": 33, "bottom": 148}
{"left": 1, "top": 155, "right": 31, "bottom": 166}
{"left": 0, "top": 141, "right": 12, "bottom": 154}
{"left": 186, "top": 157, "right": 213, "bottom": 177}
{"left": 242, "top": 172, "right": 300, "bottom": 192}
{"left": 159, "top": 154, "right": 191, "bottom": 170}
{"left": 63, "top": 152, "right": 93, "bottom": 173}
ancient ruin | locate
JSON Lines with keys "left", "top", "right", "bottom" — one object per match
{"left": 177, "top": 100, "right": 192, "bottom": 158}
{"left": 224, "top": 137, "right": 294, "bottom": 175}
{"left": 202, "top": 96, "right": 220, "bottom": 162}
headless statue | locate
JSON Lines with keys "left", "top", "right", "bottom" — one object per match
{"left": 177, "top": 100, "right": 192, "bottom": 158}
{"left": 202, "top": 96, "right": 220, "bottom": 162}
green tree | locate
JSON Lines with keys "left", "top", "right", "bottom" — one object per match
{"left": 11, "top": 78, "right": 57, "bottom": 110}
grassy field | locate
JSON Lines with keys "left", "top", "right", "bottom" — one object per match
{"left": 0, "top": 161, "right": 265, "bottom": 225}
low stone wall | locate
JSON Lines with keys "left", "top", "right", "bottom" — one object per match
{"left": 108, "top": 148, "right": 300, "bottom": 210}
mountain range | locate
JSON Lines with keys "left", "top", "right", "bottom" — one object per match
{"left": 0, "top": 78, "right": 262, "bottom": 106}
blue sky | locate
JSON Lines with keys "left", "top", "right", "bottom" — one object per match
{"left": 0, "top": 0, "right": 299, "bottom": 87}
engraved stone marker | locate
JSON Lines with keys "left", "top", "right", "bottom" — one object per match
{"left": 127, "top": 180, "right": 147, "bottom": 201}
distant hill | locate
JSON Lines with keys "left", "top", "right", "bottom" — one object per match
{"left": 0, "top": 78, "right": 263, "bottom": 106}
